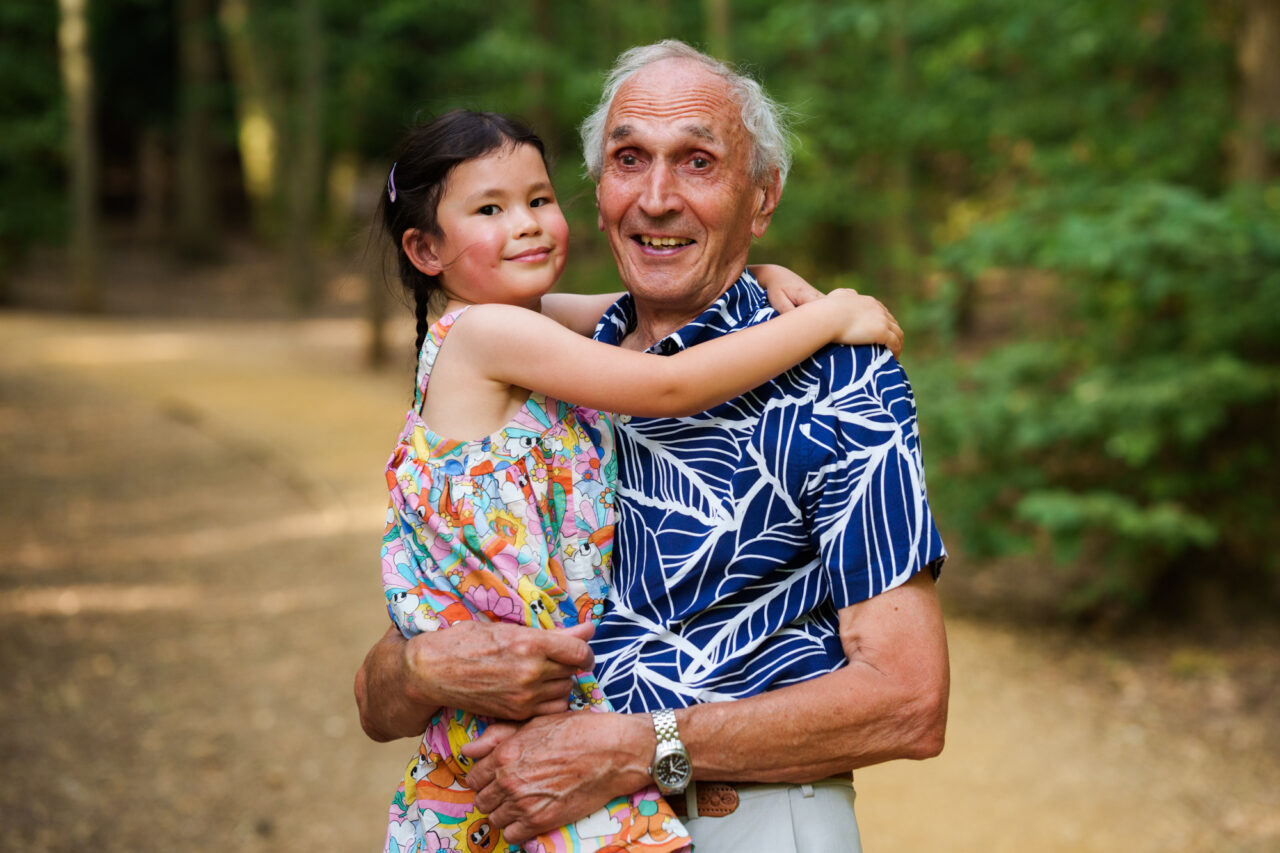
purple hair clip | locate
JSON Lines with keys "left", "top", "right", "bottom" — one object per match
{"left": 387, "top": 162, "right": 398, "bottom": 203}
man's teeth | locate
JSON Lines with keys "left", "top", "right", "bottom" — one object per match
{"left": 640, "top": 236, "right": 693, "bottom": 248}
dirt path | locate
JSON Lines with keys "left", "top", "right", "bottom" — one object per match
{"left": 2, "top": 311, "right": 1276, "bottom": 852}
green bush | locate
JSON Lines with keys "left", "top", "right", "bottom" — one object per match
{"left": 915, "top": 182, "right": 1280, "bottom": 615}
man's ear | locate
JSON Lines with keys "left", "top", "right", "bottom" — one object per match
{"left": 750, "top": 170, "right": 783, "bottom": 239}
{"left": 595, "top": 184, "right": 604, "bottom": 232}
{"left": 402, "top": 228, "right": 443, "bottom": 276}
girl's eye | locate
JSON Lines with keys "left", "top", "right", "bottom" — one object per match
{"left": 530, "top": 196, "right": 553, "bottom": 208}
{"left": 478, "top": 204, "right": 499, "bottom": 215}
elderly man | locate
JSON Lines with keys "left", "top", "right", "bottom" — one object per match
{"left": 357, "top": 40, "right": 948, "bottom": 851}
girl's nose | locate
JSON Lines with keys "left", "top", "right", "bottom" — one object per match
{"left": 512, "top": 205, "right": 542, "bottom": 239}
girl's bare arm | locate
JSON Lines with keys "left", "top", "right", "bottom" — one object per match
{"left": 454, "top": 290, "right": 902, "bottom": 419}
{"left": 540, "top": 266, "right": 831, "bottom": 337}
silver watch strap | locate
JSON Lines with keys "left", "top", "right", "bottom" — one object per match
{"left": 652, "top": 708, "right": 681, "bottom": 745}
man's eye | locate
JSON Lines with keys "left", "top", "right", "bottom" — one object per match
{"left": 690, "top": 156, "right": 710, "bottom": 169}
{"left": 619, "top": 154, "right": 638, "bottom": 166}
{"left": 477, "top": 204, "right": 499, "bottom": 215}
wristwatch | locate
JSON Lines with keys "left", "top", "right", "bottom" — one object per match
{"left": 650, "top": 708, "right": 693, "bottom": 796}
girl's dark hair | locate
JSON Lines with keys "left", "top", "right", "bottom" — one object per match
{"left": 379, "top": 109, "right": 547, "bottom": 359}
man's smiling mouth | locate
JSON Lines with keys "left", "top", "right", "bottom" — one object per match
{"left": 635, "top": 235, "right": 695, "bottom": 248}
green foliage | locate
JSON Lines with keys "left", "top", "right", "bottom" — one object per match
{"left": 917, "top": 183, "right": 1280, "bottom": 614}
{"left": 736, "top": 0, "right": 1234, "bottom": 284}
{"left": 0, "top": 1, "right": 65, "bottom": 278}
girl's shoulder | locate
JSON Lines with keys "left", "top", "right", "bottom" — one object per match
{"left": 446, "top": 302, "right": 558, "bottom": 347}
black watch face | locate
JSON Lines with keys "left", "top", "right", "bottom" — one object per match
{"left": 656, "top": 753, "right": 691, "bottom": 788}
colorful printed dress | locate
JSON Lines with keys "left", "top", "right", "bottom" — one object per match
{"left": 380, "top": 307, "right": 690, "bottom": 853}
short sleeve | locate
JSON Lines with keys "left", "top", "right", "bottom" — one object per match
{"left": 801, "top": 345, "right": 946, "bottom": 608}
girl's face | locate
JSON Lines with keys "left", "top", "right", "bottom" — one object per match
{"left": 425, "top": 143, "right": 570, "bottom": 310}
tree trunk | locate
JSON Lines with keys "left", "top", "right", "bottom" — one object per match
{"left": 1233, "top": 0, "right": 1280, "bottom": 183}
{"left": 136, "top": 125, "right": 167, "bottom": 244}
{"left": 219, "top": 0, "right": 282, "bottom": 239}
{"left": 287, "top": 0, "right": 323, "bottom": 310}
{"left": 176, "top": 0, "right": 220, "bottom": 260}
{"left": 365, "top": 235, "right": 390, "bottom": 369}
{"left": 58, "top": 0, "right": 100, "bottom": 312}
{"left": 705, "top": 0, "right": 730, "bottom": 61}
{"left": 528, "top": 0, "right": 560, "bottom": 159}
{"left": 880, "top": 0, "right": 915, "bottom": 298}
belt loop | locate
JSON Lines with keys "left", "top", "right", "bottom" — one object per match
{"left": 685, "top": 782, "right": 700, "bottom": 819}
{"left": 800, "top": 783, "right": 815, "bottom": 798}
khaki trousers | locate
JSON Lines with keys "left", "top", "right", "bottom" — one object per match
{"left": 680, "top": 777, "right": 863, "bottom": 852}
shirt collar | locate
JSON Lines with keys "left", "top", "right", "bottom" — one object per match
{"left": 594, "top": 269, "right": 769, "bottom": 353}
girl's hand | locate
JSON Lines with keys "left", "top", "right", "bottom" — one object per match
{"left": 826, "top": 288, "right": 905, "bottom": 358}
{"left": 752, "top": 263, "right": 824, "bottom": 313}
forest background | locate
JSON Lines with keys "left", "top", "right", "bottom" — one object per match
{"left": 2, "top": 0, "right": 1279, "bottom": 851}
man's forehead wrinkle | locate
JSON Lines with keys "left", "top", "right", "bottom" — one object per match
{"left": 610, "top": 89, "right": 736, "bottom": 123}
{"left": 607, "top": 65, "right": 739, "bottom": 133}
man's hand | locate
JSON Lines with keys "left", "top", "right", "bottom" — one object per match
{"left": 355, "top": 621, "right": 596, "bottom": 742}
{"left": 462, "top": 712, "right": 655, "bottom": 845}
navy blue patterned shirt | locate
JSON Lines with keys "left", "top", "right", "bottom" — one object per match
{"left": 589, "top": 271, "right": 945, "bottom": 713}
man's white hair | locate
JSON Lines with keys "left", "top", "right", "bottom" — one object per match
{"left": 579, "top": 39, "right": 793, "bottom": 189}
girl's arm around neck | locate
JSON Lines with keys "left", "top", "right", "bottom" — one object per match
{"left": 451, "top": 292, "right": 900, "bottom": 419}
{"left": 539, "top": 292, "right": 623, "bottom": 336}
{"left": 539, "top": 268, "right": 827, "bottom": 338}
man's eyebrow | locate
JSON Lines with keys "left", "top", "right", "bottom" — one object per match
{"left": 683, "top": 124, "right": 716, "bottom": 143}
{"left": 607, "top": 123, "right": 718, "bottom": 145}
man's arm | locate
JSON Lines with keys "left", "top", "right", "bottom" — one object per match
{"left": 464, "top": 572, "right": 949, "bottom": 843}
{"left": 354, "top": 620, "right": 598, "bottom": 743}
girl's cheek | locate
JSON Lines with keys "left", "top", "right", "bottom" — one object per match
{"left": 550, "top": 213, "right": 571, "bottom": 246}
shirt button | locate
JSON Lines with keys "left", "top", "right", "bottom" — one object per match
{"left": 618, "top": 414, "right": 632, "bottom": 424}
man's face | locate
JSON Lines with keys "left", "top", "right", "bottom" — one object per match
{"left": 596, "top": 59, "right": 779, "bottom": 317}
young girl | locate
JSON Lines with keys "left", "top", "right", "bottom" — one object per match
{"left": 377, "top": 109, "right": 902, "bottom": 853}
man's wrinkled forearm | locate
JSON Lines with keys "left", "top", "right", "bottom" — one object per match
{"left": 676, "top": 573, "right": 949, "bottom": 781}
{"left": 354, "top": 625, "right": 437, "bottom": 742}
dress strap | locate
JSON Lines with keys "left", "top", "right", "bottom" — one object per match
{"left": 413, "top": 305, "right": 471, "bottom": 414}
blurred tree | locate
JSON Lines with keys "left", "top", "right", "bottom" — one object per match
{"left": 220, "top": 0, "right": 283, "bottom": 237}
{"left": 58, "top": 0, "right": 100, "bottom": 311}
{"left": 286, "top": 0, "right": 324, "bottom": 309}
{"left": 1233, "top": 0, "right": 1280, "bottom": 183}
{"left": 0, "top": 3, "right": 64, "bottom": 303}
{"left": 706, "top": 0, "right": 731, "bottom": 60}
{"left": 176, "top": 0, "right": 221, "bottom": 259}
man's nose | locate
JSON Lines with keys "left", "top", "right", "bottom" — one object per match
{"left": 638, "top": 163, "right": 682, "bottom": 218}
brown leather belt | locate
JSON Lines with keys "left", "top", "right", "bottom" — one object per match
{"left": 669, "top": 781, "right": 756, "bottom": 819}
{"left": 669, "top": 776, "right": 854, "bottom": 819}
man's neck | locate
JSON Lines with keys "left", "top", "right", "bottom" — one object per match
{"left": 620, "top": 272, "right": 743, "bottom": 352}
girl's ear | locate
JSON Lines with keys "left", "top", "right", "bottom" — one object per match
{"left": 403, "top": 228, "right": 444, "bottom": 276}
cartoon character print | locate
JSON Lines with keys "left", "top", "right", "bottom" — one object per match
{"left": 624, "top": 799, "right": 687, "bottom": 847}
{"left": 389, "top": 590, "right": 443, "bottom": 635}
{"left": 500, "top": 430, "right": 540, "bottom": 458}
{"left": 408, "top": 749, "right": 463, "bottom": 792}
{"left": 461, "top": 810, "right": 500, "bottom": 853}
